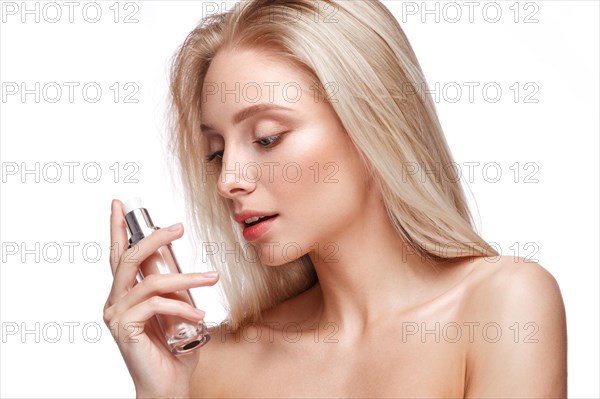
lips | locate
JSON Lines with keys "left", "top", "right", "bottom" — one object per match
{"left": 234, "top": 211, "right": 278, "bottom": 225}
{"left": 244, "top": 214, "right": 277, "bottom": 227}
{"left": 234, "top": 212, "right": 279, "bottom": 241}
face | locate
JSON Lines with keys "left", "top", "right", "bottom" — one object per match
{"left": 200, "top": 48, "right": 374, "bottom": 266}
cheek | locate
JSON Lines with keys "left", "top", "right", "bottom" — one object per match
{"left": 250, "top": 131, "right": 369, "bottom": 266}
{"left": 269, "top": 130, "right": 369, "bottom": 234}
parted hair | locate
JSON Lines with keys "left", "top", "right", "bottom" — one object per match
{"left": 168, "top": 0, "right": 498, "bottom": 330}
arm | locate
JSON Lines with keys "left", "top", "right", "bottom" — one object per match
{"left": 465, "top": 258, "right": 567, "bottom": 398}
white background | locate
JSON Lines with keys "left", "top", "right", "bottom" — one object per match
{"left": 0, "top": 1, "right": 598, "bottom": 397}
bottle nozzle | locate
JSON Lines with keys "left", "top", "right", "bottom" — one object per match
{"left": 123, "top": 197, "right": 156, "bottom": 246}
{"left": 123, "top": 197, "right": 143, "bottom": 214}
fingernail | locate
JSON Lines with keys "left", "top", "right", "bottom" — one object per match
{"left": 203, "top": 271, "right": 219, "bottom": 278}
{"left": 193, "top": 308, "right": 206, "bottom": 318}
{"left": 167, "top": 223, "right": 182, "bottom": 232}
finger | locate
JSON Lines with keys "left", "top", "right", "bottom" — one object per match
{"left": 135, "top": 296, "right": 206, "bottom": 324}
{"left": 115, "top": 296, "right": 207, "bottom": 341}
{"left": 109, "top": 199, "right": 129, "bottom": 276}
{"left": 109, "top": 223, "right": 186, "bottom": 300}
{"left": 112, "top": 272, "right": 219, "bottom": 314}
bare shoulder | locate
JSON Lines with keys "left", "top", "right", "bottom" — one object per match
{"left": 465, "top": 256, "right": 565, "bottom": 319}
{"left": 189, "top": 286, "right": 321, "bottom": 397}
{"left": 189, "top": 322, "right": 247, "bottom": 398}
{"left": 463, "top": 256, "right": 567, "bottom": 398}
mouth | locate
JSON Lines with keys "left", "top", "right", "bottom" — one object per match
{"left": 244, "top": 214, "right": 278, "bottom": 227}
{"left": 240, "top": 213, "right": 279, "bottom": 241}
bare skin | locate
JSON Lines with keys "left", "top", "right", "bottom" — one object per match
{"left": 190, "top": 256, "right": 567, "bottom": 398}
{"left": 105, "top": 47, "right": 567, "bottom": 398}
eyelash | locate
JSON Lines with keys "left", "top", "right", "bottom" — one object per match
{"left": 205, "top": 150, "right": 223, "bottom": 162}
{"left": 254, "top": 134, "right": 283, "bottom": 147}
{"left": 205, "top": 133, "right": 286, "bottom": 162}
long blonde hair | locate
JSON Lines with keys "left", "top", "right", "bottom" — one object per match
{"left": 168, "top": 0, "right": 498, "bottom": 330}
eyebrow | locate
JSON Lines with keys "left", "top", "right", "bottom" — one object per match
{"left": 200, "top": 103, "right": 293, "bottom": 133}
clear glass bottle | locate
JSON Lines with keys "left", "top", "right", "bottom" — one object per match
{"left": 123, "top": 197, "right": 210, "bottom": 354}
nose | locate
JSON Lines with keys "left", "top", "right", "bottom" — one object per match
{"left": 216, "top": 150, "right": 258, "bottom": 199}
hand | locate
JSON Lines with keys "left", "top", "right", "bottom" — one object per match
{"left": 103, "top": 199, "right": 219, "bottom": 398}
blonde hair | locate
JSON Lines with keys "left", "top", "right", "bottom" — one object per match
{"left": 168, "top": 0, "right": 498, "bottom": 330}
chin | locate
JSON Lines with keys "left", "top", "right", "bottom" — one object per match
{"left": 252, "top": 241, "right": 305, "bottom": 267}
{"left": 261, "top": 258, "right": 289, "bottom": 267}
{"left": 257, "top": 251, "right": 295, "bottom": 267}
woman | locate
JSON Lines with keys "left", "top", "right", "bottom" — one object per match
{"left": 104, "top": 0, "right": 567, "bottom": 397}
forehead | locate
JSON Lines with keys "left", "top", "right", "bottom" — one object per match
{"left": 201, "top": 48, "right": 311, "bottom": 109}
{"left": 205, "top": 48, "right": 304, "bottom": 84}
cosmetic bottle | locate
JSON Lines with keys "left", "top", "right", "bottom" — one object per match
{"left": 123, "top": 197, "right": 210, "bottom": 354}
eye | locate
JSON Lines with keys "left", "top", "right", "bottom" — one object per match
{"left": 205, "top": 150, "right": 223, "bottom": 162}
{"left": 253, "top": 133, "right": 285, "bottom": 148}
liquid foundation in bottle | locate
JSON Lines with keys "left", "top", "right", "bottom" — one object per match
{"left": 123, "top": 197, "right": 210, "bottom": 354}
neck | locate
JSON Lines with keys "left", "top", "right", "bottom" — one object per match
{"left": 307, "top": 196, "right": 442, "bottom": 335}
